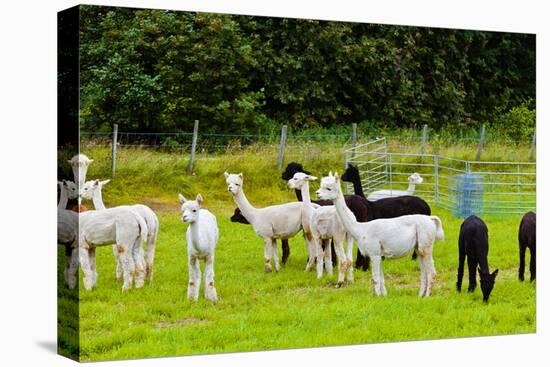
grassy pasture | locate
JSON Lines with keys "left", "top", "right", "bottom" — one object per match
{"left": 58, "top": 142, "right": 536, "bottom": 361}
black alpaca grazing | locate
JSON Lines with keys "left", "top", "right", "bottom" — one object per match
{"left": 456, "top": 215, "right": 498, "bottom": 302}
{"left": 518, "top": 211, "right": 536, "bottom": 282}
{"left": 342, "top": 164, "right": 432, "bottom": 269}
{"left": 230, "top": 208, "right": 291, "bottom": 265}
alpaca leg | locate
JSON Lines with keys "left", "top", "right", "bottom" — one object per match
{"left": 315, "top": 238, "right": 325, "bottom": 279}
{"left": 420, "top": 253, "right": 436, "bottom": 297}
{"left": 271, "top": 239, "right": 280, "bottom": 272}
{"left": 187, "top": 255, "right": 201, "bottom": 301}
{"left": 323, "top": 239, "right": 333, "bottom": 276}
{"left": 89, "top": 247, "right": 98, "bottom": 287}
{"left": 529, "top": 247, "right": 536, "bottom": 282}
{"left": 67, "top": 246, "right": 79, "bottom": 289}
{"left": 80, "top": 247, "right": 94, "bottom": 291}
{"left": 145, "top": 232, "right": 157, "bottom": 281}
{"left": 426, "top": 257, "right": 437, "bottom": 296}
{"left": 518, "top": 244, "right": 526, "bottom": 281}
{"left": 132, "top": 240, "right": 146, "bottom": 289}
{"left": 379, "top": 266, "right": 387, "bottom": 296}
{"left": 304, "top": 235, "right": 316, "bottom": 272}
{"left": 456, "top": 247, "right": 466, "bottom": 291}
{"left": 113, "top": 245, "right": 123, "bottom": 281}
{"left": 370, "top": 256, "right": 383, "bottom": 296}
{"left": 467, "top": 257, "right": 477, "bottom": 292}
{"left": 418, "top": 258, "right": 427, "bottom": 297}
{"left": 204, "top": 254, "right": 217, "bottom": 304}
{"left": 281, "top": 239, "right": 290, "bottom": 265}
{"left": 263, "top": 238, "right": 273, "bottom": 273}
{"left": 120, "top": 245, "right": 136, "bottom": 291}
{"left": 333, "top": 238, "right": 346, "bottom": 288}
{"left": 345, "top": 235, "right": 354, "bottom": 282}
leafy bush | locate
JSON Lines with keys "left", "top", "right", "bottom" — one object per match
{"left": 493, "top": 100, "right": 536, "bottom": 141}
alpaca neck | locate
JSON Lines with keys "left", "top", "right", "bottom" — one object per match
{"left": 477, "top": 257, "right": 490, "bottom": 275}
{"left": 92, "top": 188, "right": 107, "bottom": 210}
{"left": 58, "top": 185, "right": 68, "bottom": 209}
{"left": 300, "top": 181, "right": 314, "bottom": 218}
{"left": 406, "top": 182, "right": 416, "bottom": 193}
{"left": 351, "top": 174, "right": 365, "bottom": 198}
{"left": 333, "top": 182, "right": 363, "bottom": 240}
{"left": 232, "top": 189, "right": 258, "bottom": 223}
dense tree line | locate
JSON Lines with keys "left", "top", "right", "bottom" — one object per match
{"left": 78, "top": 5, "right": 535, "bottom": 136}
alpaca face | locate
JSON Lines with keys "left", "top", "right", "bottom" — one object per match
{"left": 341, "top": 165, "right": 359, "bottom": 183}
{"left": 179, "top": 194, "right": 203, "bottom": 223}
{"left": 408, "top": 172, "right": 423, "bottom": 184}
{"left": 80, "top": 179, "right": 110, "bottom": 200}
{"left": 68, "top": 154, "right": 93, "bottom": 183}
{"left": 224, "top": 172, "right": 243, "bottom": 195}
{"left": 316, "top": 172, "right": 339, "bottom": 200}
{"left": 287, "top": 172, "right": 317, "bottom": 190}
{"left": 480, "top": 269, "right": 498, "bottom": 302}
{"left": 281, "top": 162, "right": 310, "bottom": 180}
{"left": 63, "top": 180, "right": 79, "bottom": 200}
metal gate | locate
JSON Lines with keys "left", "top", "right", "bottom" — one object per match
{"left": 345, "top": 138, "right": 536, "bottom": 216}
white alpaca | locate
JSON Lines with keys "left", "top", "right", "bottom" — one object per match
{"left": 317, "top": 172, "right": 443, "bottom": 297}
{"left": 179, "top": 194, "right": 219, "bottom": 304}
{"left": 57, "top": 180, "right": 79, "bottom": 287}
{"left": 68, "top": 154, "right": 93, "bottom": 186}
{"left": 81, "top": 179, "right": 159, "bottom": 281}
{"left": 286, "top": 173, "right": 321, "bottom": 271}
{"left": 288, "top": 172, "right": 354, "bottom": 286}
{"left": 76, "top": 208, "right": 148, "bottom": 291}
{"left": 367, "top": 172, "right": 423, "bottom": 201}
{"left": 225, "top": 172, "right": 304, "bottom": 272}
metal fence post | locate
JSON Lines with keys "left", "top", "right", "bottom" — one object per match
{"left": 187, "top": 120, "right": 199, "bottom": 173}
{"left": 421, "top": 124, "right": 428, "bottom": 160}
{"left": 434, "top": 155, "right": 439, "bottom": 206}
{"left": 277, "top": 125, "right": 287, "bottom": 170}
{"left": 475, "top": 124, "right": 486, "bottom": 160}
{"left": 111, "top": 124, "right": 118, "bottom": 177}
{"left": 529, "top": 130, "right": 536, "bottom": 161}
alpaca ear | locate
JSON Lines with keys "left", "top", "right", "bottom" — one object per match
{"left": 94, "top": 179, "right": 100, "bottom": 187}
{"left": 100, "top": 179, "right": 110, "bottom": 187}
{"left": 196, "top": 194, "right": 204, "bottom": 206}
{"left": 334, "top": 172, "right": 340, "bottom": 181}
{"left": 224, "top": 172, "right": 229, "bottom": 179}
{"left": 89, "top": 159, "right": 94, "bottom": 164}
{"left": 178, "top": 193, "right": 187, "bottom": 203}
{"left": 238, "top": 172, "right": 243, "bottom": 179}
{"left": 307, "top": 175, "right": 318, "bottom": 181}
{"left": 492, "top": 269, "right": 499, "bottom": 278}
{"left": 329, "top": 171, "right": 333, "bottom": 177}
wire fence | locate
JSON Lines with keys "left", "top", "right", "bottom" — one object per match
{"left": 81, "top": 122, "right": 536, "bottom": 178}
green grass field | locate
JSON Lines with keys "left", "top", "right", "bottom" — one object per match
{"left": 58, "top": 143, "right": 536, "bottom": 361}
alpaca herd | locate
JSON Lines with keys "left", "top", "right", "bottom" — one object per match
{"left": 57, "top": 154, "right": 159, "bottom": 291}
{"left": 58, "top": 157, "right": 536, "bottom": 305}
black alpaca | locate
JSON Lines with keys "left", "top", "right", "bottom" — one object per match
{"left": 518, "top": 211, "right": 536, "bottom": 282}
{"left": 282, "top": 162, "right": 370, "bottom": 266}
{"left": 342, "top": 164, "right": 432, "bottom": 269}
{"left": 456, "top": 215, "right": 498, "bottom": 302}
{"left": 230, "top": 208, "right": 291, "bottom": 265}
